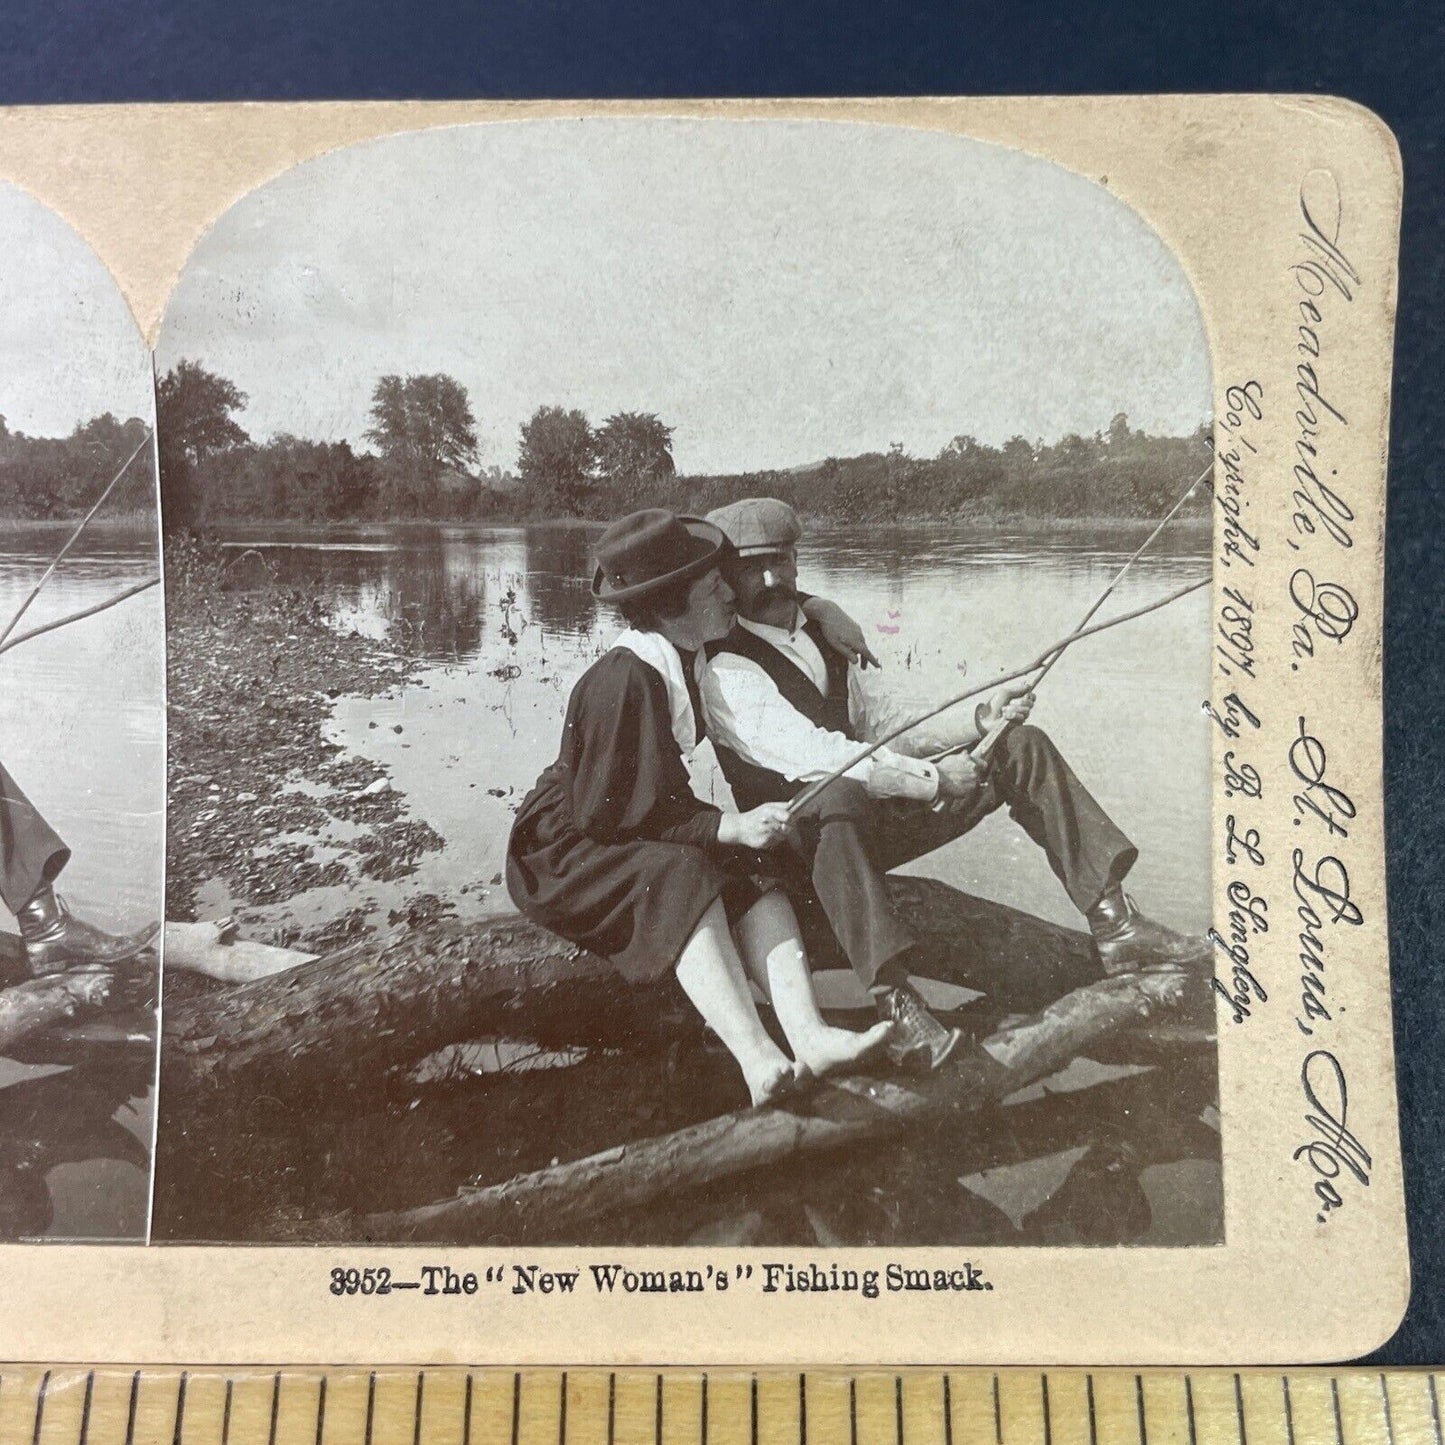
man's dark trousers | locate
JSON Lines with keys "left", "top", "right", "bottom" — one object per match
{"left": 0, "top": 761, "right": 69, "bottom": 916}
{"left": 777, "top": 723, "right": 1137, "bottom": 1010}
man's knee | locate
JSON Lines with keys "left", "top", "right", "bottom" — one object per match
{"left": 1007, "top": 721, "right": 1049, "bottom": 748}
{"left": 998, "top": 722, "right": 1057, "bottom": 763}
{"left": 991, "top": 721, "right": 1065, "bottom": 791}
{"left": 809, "top": 777, "right": 874, "bottom": 827}
{"left": 806, "top": 792, "right": 885, "bottom": 888}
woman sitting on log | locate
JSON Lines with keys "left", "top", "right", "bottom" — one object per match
{"left": 506, "top": 509, "right": 891, "bottom": 1106}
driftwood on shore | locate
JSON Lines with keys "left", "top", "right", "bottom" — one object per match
{"left": 357, "top": 966, "right": 1196, "bottom": 1243}
{"left": 0, "top": 931, "right": 159, "bottom": 1070}
{"left": 163, "top": 920, "right": 316, "bottom": 985}
{"left": 0, "top": 972, "right": 116, "bottom": 1051}
{"left": 160, "top": 877, "right": 1182, "bottom": 1095}
{"left": 0, "top": 967, "right": 122, "bottom": 1057}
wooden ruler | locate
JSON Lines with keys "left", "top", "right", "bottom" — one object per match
{"left": 0, "top": 1371, "right": 1439, "bottom": 1445}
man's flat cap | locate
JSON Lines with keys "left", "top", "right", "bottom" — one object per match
{"left": 705, "top": 497, "right": 803, "bottom": 557}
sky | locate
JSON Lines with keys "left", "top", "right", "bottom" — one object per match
{"left": 0, "top": 183, "right": 152, "bottom": 436}
{"left": 159, "top": 118, "right": 1211, "bottom": 476}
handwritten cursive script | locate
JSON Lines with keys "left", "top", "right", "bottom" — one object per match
{"left": 1289, "top": 717, "right": 1355, "bottom": 838}
{"left": 1288, "top": 172, "right": 1359, "bottom": 554}
{"left": 1290, "top": 568, "right": 1359, "bottom": 661}
{"left": 1293, "top": 848, "right": 1363, "bottom": 1035}
{"left": 1209, "top": 880, "right": 1269, "bottom": 1025}
{"left": 1295, "top": 1050, "right": 1371, "bottom": 1222}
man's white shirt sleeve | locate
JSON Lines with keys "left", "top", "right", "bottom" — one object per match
{"left": 701, "top": 654, "right": 940, "bottom": 802}
{"left": 848, "top": 668, "right": 980, "bottom": 759}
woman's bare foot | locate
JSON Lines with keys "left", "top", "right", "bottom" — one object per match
{"left": 792, "top": 1021, "right": 894, "bottom": 1078}
{"left": 746, "top": 1057, "right": 809, "bottom": 1108}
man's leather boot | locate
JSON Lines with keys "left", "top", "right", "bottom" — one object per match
{"left": 873, "top": 981, "right": 964, "bottom": 1072}
{"left": 16, "top": 886, "right": 159, "bottom": 976}
{"left": 1087, "top": 887, "right": 1211, "bottom": 975}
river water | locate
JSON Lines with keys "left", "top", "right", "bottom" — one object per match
{"left": 216, "top": 519, "right": 1213, "bottom": 943}
{"left": 0, "top": 524, "right": 164, "bottom": 1241}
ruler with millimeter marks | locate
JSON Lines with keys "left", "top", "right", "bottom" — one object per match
{"left": 0, "top": 1371, "right": 1439, "bottom": 1445}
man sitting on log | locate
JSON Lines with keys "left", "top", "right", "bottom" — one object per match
{"left": 699, "top": 497, "right": 1211, "bottom": 1073}
{"left": 1, "top": 760, "right": 158, "bottom": 977}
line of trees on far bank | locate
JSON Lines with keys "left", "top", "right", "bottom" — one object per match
{"left": 156, "top": 362, "right": 683, "bottom": 530}
{"left": 1, "top": 361, "right": 1214, "bottom": 527}
{"left": 0, "top": 412, "right": 155, "bottom": 520}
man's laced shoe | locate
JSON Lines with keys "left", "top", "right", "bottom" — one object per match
{"left": 873, "top": 982, "right": 964, "bottom": 1072}
{"left": 1087, "top": 889, "right": 1212, "bottom": 975}
{"left": 17, "top": 888, "right": 160, "bottom": 977}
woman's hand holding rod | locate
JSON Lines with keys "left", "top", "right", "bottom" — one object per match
{"left": 718, "top": 802, "right": 794, "bottom": 850}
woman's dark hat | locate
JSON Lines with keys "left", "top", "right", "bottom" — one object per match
{"left": 591, "top": 509, "right": 729, "bottom": 602}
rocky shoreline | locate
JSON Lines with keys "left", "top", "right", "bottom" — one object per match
{"left": 164, "top": 546, "right": 445, "bottom": 950}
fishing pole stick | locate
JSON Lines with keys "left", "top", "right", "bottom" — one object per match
{"left": 0, "top": 429, "right": 154, "bottom": 651}
{"left": 932, "top": 456, "right": 1216, "bottom": 766}
{"left": 0, "top": 576, "right": 160, "bottom": 658}
{"left": 785, "top": 572, "right": 1210, "bottom": 818}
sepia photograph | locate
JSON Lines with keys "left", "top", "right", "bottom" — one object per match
{"left": 0, "top": 182, "right": 164, "bottom": 1241}
{"left": 150, "top": 117, "right": 1221, "bottom": 1248}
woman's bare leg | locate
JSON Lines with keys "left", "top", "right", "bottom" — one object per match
{"left": 735, "top": 891, "right": 893, "bottom": 1077}
{"left": 675, "top": 897, "right": 799, "bottom": 1107}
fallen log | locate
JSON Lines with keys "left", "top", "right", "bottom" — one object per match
{"left": 161, "top": 914, "right": 679, "bottom": 1095}
{"left": 159, "top": 879, "right": 1145, "bottom": 1096}
{"left": 2, "top": 929, "right": 157, "bottom": 1067}
{"left": 659, "top": 1057, "right": 1222, "bottom": 1248}
{"left": 2, "top": 1012, "right": 156, "bottom": 1067}
{"left": 357, "top": 967, "right": 1198, "bottom": 1243}
{"left": 0, "top": 972, "right": 117, "bottom": 1057}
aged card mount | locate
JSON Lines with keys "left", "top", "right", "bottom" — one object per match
{"left": 0, "top": 96, "right": 1405, "bottom": 1365}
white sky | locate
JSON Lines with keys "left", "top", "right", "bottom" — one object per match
{"left": 159, "top": 119, "right": 1210, "bottom": 476}
{"left": 0, "top": 183, "right": 151, "bottom": 436}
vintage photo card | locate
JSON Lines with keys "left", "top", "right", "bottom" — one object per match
{"left": 0, "top": 96, "right": 1406, "bottom": 1364}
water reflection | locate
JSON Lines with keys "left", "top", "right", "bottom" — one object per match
{"left": 240, "top": 524, "right": 609, "bottom": 651}
{"left": 0, "top": 1053, "right": 154, "bottom": 1240}
{"left": 521, "top": 524, "right": 601, "bottom": 638}
{"left": 227, "top": 519, "right": 1212, "bottom": 667}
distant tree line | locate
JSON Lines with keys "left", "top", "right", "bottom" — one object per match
{"left": 0, "top": 412, "right": 154, "bottom": 519}
{"left": 671, "top": 420, "right": 1213, "bottom": 524}
{"left": 2, "top": 361, "right": 1212, "bottom": 527}
{"left": 159, "top": 363, "right": 685, "bottom": 528}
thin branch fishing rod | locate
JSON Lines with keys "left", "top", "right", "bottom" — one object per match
{"left": 932, "top": 454, "right": 1216, "bottom": 765}
{"left": 785, "top": 573, "right": 1210, "bottom": 818}
{"left": 0, "top": 429, "right": 154, "bottom": 651}
{"left": 0, "top": 576, "right": 160, "bottom": 658}
{"left": 1019, "top": 457, "right": 1214, "bottom": 688}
